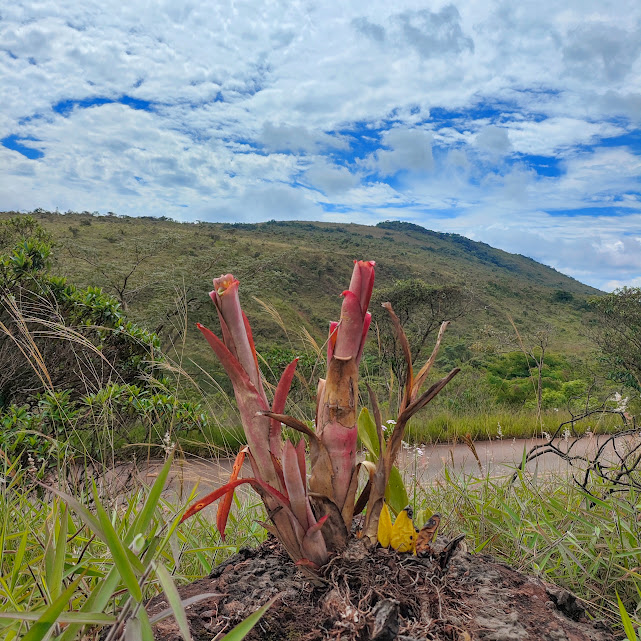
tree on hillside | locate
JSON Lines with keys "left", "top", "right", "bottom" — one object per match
{"left": 66, "top": 237, "right": 172, "bottom": 311}
{"left": 589, "top": 287, "right": 641, "bottom": 391}
{"left": 370, "top": 279, "right": 472, "bottom": 381}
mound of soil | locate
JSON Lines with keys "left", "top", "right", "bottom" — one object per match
{"left": 147, "top": 537, "right": 615, "bottom": 640}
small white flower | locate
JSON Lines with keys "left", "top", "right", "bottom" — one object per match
{"left": 27, "top": 454, "right": 37, "bottom": 474}
{"left": 386, "top": 419, "right": 397, "bottom": 425}
{"left": 162, "top": 431, "right": 175, "bottom": 455}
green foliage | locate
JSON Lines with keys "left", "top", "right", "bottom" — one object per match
{"left": 552, "top": 289, "right": 574, "bottom": 303}
{"left": 0, "top": 453, "right": 270, "bottom": 639}
{"left": 0, "top": 216, "right": 205, "bottom": 466}
{"left": 479, "top": 351, "right": 587, "bottom": 409}
{"left": 590, "top": 287, "right": 641, "bottom": 391}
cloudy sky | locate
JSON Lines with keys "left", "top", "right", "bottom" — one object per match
{"left": 1, "top": 1, "right": 640, "bottom": 290}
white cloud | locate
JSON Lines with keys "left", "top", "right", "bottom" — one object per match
{"left": 261, "top": 123, "right": 349, "bottom": 154}
{"left": 365, "top": 128, "right": 434, "bottom": 176}
{"left": 304, "top": 159, "right": 359, "bottom": 195}
{"left": 563, "top": 23, "right": 641, "bottom": 83}
{"left": 475, "top": 125, "right": 511, "bottom": 156}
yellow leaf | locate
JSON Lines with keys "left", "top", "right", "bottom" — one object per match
{"left": 390, "top": 506, "right": 417, "bottom": 554}
{"left": 377, "top": 503, "right": 393, "bottom": 548}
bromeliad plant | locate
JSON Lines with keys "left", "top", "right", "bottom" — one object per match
{"left": 181, "top": 261, "right": 459, "bottom": 570}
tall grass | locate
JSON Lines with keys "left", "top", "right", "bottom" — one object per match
{"left": 403, "top": 408, "right": 624, "bottom": 444}
{"left": 414, "top": 463, "right": 641, "bottom": 625}
{"left": 0, "top": 454, "right": 268, "bottom": 640}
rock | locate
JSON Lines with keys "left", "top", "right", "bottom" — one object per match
{"left": 370, "top": 599, "right": 400, "bottom": 641}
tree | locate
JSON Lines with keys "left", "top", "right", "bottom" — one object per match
{"left": 66, "top": 237, "right": 171, "bottom": 311}
{"left": 370, "top": 279, "right": 471, "bottom": 381}
{"left": 478, "top": 319, "right": 552, "bottom": 418}
{"left": 589, "top": 287, "right": 641, "bottom": 390}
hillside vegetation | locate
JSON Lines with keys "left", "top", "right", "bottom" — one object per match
{"left": 0, "top": 209, "right": 623, "bottom": 449}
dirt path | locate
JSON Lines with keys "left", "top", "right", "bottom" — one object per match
{"left": 115, "top": 432, "right": 632, "bottom": 516}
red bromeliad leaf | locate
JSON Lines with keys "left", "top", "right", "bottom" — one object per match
{"left": 272, "top": 358, "right": 299, "bottom": 415}
{"left": 180, "top": 478, "right": 289, "bottom": 523}
{"left": 295, "top": 558, "right": 320, "bottom": 571}
{"left": 212, "top": 306, "right": 238, "bottom": 361}
{"left": 216, "top": 447, "right": 247, "bottom": 540}
{"left": 270, "top": 451, "right": 286, "bottom": 492}
{"left": 304, "top": 514, "right": 328, "bottom": 538}
{"left": 242, "top": 310, "right": 262, "bottom": 390}
{"left": 327, "top": 321, "right": 339, "bottom": 363}
{"left": 282, "top": 440, "right": 309, "bottom": 530}
{"left": 315, "top": 379, "right": 325, "bottom": 432}
{"left": 301, "top": 519, "right": 329, "bottom": 565}
{"left": 356, "top": 312, "right": 372, "bottom": 365}
{"left": 211, "top": 276, "right": 259, "bottom": 388}
{"left": 269, "top": 358, "right": 299, "bottom": 458}
{"left": 295, "top": 438, "right": 306, "bottom": 487}
{"left": 349, "top": 260, "right": 376, "bottom": 312}
{"left": 334, "top": 290, "right": 364, "bottom": 360}
{"left": 197, "top": 323, "right": 266, "bottom": 408}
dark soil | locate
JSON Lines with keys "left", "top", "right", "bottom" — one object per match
{"left": 147, "top": 536, "right": 616, "bottom": 641}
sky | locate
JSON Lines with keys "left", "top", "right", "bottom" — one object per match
{"left": 1, "top": 1, "right": 640, "bottom": 291}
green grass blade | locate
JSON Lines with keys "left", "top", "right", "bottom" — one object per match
{"left": 149, "top": 594, "right": 224, "bottom": 625}
{"left": 57, "top": 567, "right": 121, "bottom": 641}
{"left": 138, "top": 606, "right": 155, "bottom": 641}
{"left": 0, "top": 611, "right": 116, "bottom": 624}
{"left": 222, "top": 597, "right": 276, "bottom": 641}
{"left": 153, "top": 561, "right": 192, "bottom": 641}
{"left": 126, "top": 453, "right": 174, "bottom": 544}
{"left": 42, "top": 484, "right": 105, "bottom": 541}
{"left": 50, "top": 504, "right": 69, "bottom": 600}
{"left": 9, "top": 529, "right": 29, "bottom": 591}
{"left": 20, "top": 573, "right": 84, "bottom": 641}
{"left": 93, "top": 487, "right": 143, "bottom": 603}
{"left": 617, "top": 591, "right": 639, "bottom": 641}
{"left": 124, "top": 607, "right": 155, "bottom": 641}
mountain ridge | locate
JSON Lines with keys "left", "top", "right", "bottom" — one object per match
{"left": 0, "top": 211, "right": 602, "bottom": 371}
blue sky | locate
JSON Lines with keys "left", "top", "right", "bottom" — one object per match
{"left": 1, "top": 1, "right": 640, "bottom": 291}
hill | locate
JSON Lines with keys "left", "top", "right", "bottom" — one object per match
{"left": 0, "top": 210, "right": 604, "bottom": 415}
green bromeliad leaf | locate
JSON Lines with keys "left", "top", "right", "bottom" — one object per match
{"left": 357, "top": 408, "right": 408, "bottom": 515}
